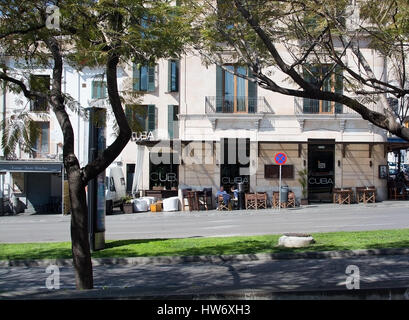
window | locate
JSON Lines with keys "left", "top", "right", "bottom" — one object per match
{"left": 125, "top": 104, "right": 156, "bottom": 132}
{"left": 216, "top": 65, "right": 257, "bottom": 113}
{"left": 30, "top": 75, "right": 50, "bottom": 111}
{"left": 168, "top": 105, "right": 179, "bottom": 139}
{"left": 91, "top": 81, "right": 107, "bottom": 99}
{"left": 303, "top": 65, "right": 343, "bottom": 114}
{"left": 32, "top": 122, "right": 50, "bottom": 158}
{"left": 149, "top": 153, "right": 179, "bottom": 190}
{"left": 217, "top": 0, "right": 235, "bottom": 30}
{"left": 220, "top": 138, "right": 250, "bottom": 192}
{"left": 264, "top": 165, "right": 294, "bottom": 179}
{"left": 168, "top": 60, "right": 179, "bottom": 92}
{"left": 133, "top": 64, "right": 155, "bottom": 92}
{"left": 126, "top": 164, "right": 135, "bottom": 193}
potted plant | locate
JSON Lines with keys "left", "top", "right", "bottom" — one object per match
{"left": 122, "top": 195, "right": 134, "bottom": 214}
{"left": 297, "top": 168, "right": 308, "bottom": 205}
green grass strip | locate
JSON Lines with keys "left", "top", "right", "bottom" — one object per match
{"left": 1, "top": 229, "right": 409, "bottom": 261}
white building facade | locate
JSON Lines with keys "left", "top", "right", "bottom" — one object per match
{"left": 0, "top": 43, "right": 399, "bottom": 213}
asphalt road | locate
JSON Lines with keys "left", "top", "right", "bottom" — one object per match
{"left": 1, "top": 254, "right": 409, "bottom": 297}
{"left": 0, "top": 202, "right": 409, "bottom": 243}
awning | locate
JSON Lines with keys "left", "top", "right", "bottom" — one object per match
{"left": 0, "top": 161, "right": 63, "bottom": 173}
{"left": 387, "top": 137, "right": 408, "bottom": 143}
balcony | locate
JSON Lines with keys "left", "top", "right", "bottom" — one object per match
{"left": 294, "top": 96, "right": 382, "bottom": 117}
{"left": 205, "top": 96, "right": 269, "bottom": 114}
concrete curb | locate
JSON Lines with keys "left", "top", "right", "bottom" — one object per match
{"left": 1, "top": 247, "right": 409, "bottom": 268}
{"left": 1, "top": 285, "right": 409, "bottom": 300}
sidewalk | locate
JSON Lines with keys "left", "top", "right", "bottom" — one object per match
{"left": 1, "top": 250, "right": 409, "bottom": 300}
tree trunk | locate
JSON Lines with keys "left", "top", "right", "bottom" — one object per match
{"left": 67, "top": 155, "right": 93, "bottom": 289}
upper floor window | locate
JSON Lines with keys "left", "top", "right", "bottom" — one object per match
{"left": 91, "top": 80, "right": 107, "bottom": 99}
{"left": 216, "top": 65, "right": 257, "bottom": 113}
{"left": 29, "top": 75, "right": 50, "bottom": 111}
{"left": 303, "top": 65, "right": 343, "bottom": 114}
{"left": 168, "top": 60, "right": 179, "bottom": 92}
{"left": 168, "top": 105, "right": 179, "bottom": 139}
{"left": 125, "top": 104, "right": 156, "bottom": 132}
{"left": 32, "top": 121, "right": 49, "bottom": 158}
{"left": 133, "top": 64, "right": 155, "bottom": 92}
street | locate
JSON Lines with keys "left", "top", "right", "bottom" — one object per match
{"left": 0, "top": 202, "right": 409, "bottom": 243}
{"left": 1, "top": 254, "right": 409, "bottom": 298}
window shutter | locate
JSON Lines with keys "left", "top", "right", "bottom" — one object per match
{"left": 148, "top": 104, "right": 156, "bottom": 131}
{"left": 168, "top": 105, "right": 174, "bottom": 139}
{"left": 303, "top": 66, "right": 319, "bottom": 113}
{"left": 168, "top": 60, "right": 172, "bottom": 92}
{"left": 133, "top": 64, "right": 140, "bottom": 91}
{"left": 91, "top": 81, "right": 97, "bottom": 99}
{"left": 148, "top": 66, "right": 155, "bottom": 92}
{"left": 102, "top": 82, "right": 107, "bottom": 98}
{"left": 174, "top": 60, "right": 179, "bottom": 92}
{"left": 216, "top": 65, "right": 223, "bottom": 112}
{"left": 248, "top": 68, "right": 257, "bottom": 113}
{"left": 264, "top": 165, "right": 294, "bottom": 179}
{"left": 335, "top": 66, "right": 343, "bottom": 114}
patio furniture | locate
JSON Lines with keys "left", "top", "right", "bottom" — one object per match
{"left": 217, "top": 195, "right": 229, "bottom": 211}
{"left": 199, "top": 188, "right": 213, "bottom": 210}
{"left": 187, "top": 191, "right": 200, "bottom": 211}
{"left": 356, "top": 186, "right": 376, "bottom": 204}
{"left": 272, "top": 191, "right": 290, "bottom": 208}
{"left": 287, "top": 191, "right": 296, "bottom": 208}
{"left": 132, "top": 199, "right": 148, "bottom": 212}
{"left": 145, "top": 190, "right": 178, "bottom": 199}
{"left": 139, "top": 197, "right": 156, "bottom": 210}
{"left": 272, "top": 191, "right": 279, "bottom": 208}
{"left": 181, "top": 188, "right": 192, "bottom": 211}
{"left": 245, "top": 193, "right": 257, "bottom": 210}
{"left": 163, "top": 197, "right": 179, "bottom": 212}
{"left": 256, "top": 193, "right": 267, "bottom": 209}
{"left": 388, "top": 186, "right": 407, "bottom": 200}
{"left": 333, "top": 188, "right": 353, "bottom": 204}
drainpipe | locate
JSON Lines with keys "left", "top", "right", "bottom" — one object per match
{"left": 0, "top": 78, "right": 5, "bottom": 214}
{"left": 77, "top": 71, "right": 81, "bottom": 164}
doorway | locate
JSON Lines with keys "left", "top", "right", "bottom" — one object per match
{"left": 220, "top": 138, "right": 250, "bottom": 192}
{"left": 308, "top": 141, "right": 335, "bottom": 203}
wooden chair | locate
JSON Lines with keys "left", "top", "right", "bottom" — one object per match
{"left": 199, "top": 188, "right": 213, "bottom": 210}
{"left": 217, "top": 195, "right": 229, "bottom": 211}
{"left": 187, "top": 191, "right": 199, "bottom": 211}
{"left": 181, "top": 188, "right": 192, "bottom": 211}
{"left": 272, "top": 192, "right": 280, "bottom": 208}
{"left": 332, "top": 188, "right": 341, "bottom": 204}
{"left": 364, "top": 186, "right": 376, "bottom": 203}
{"left": 389, "top": 187, "right": 405, "bottom": 200}
{"left": 356, "top": 187, "right": 366, "bottom": 203}
{"left": 256, "top": 193, "right": 267, "bottom": 209}
{"left": 287, "top": 191, "right": 296, "bottom": 208}
{"left": 339, "top": 188, "right": 353, "bottom": 204}
{"left": 245, "top": 193, "right": 257, "bottom": 210}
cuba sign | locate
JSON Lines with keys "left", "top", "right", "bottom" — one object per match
{"left": 308, "top": 177, "right": 334, "bottom": 185}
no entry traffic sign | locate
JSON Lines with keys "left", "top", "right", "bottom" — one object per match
{"left": 274, "top": 152, "right": 287, "bottom": 165}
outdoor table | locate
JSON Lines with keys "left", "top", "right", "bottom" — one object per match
{"left": 357, "top": 186, "right": 376, "bottom": 203}
{"left": 187, "top": 191, "right": 199, "bottom": 211}
{"left": 333, "top": 188, "right": 353, "bottom": 204}
{"left": 187, "top": 190, "right": 206, "bottom": 211}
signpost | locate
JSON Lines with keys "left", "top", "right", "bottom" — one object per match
{"left": 274, "top": 152, "right": 287, "bottom": 211}
{"left": 87, "top": 107, "right": 106, "bottom": 251}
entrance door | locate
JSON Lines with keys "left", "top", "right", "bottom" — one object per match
{"left": 220, "top": 138, "right": 250, "bottom": 192}
{"left": 308, "top": 142, "right": 335, "bottom": 202}
{"left": 26, "top": 173, "right": 51, "bottom": 212}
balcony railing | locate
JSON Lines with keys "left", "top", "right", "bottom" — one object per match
{"left": 294, "top": 96, "right": 383, "bottom": 116}
{"left": 205, "top": 96, "right": 269, "bottom": 114}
